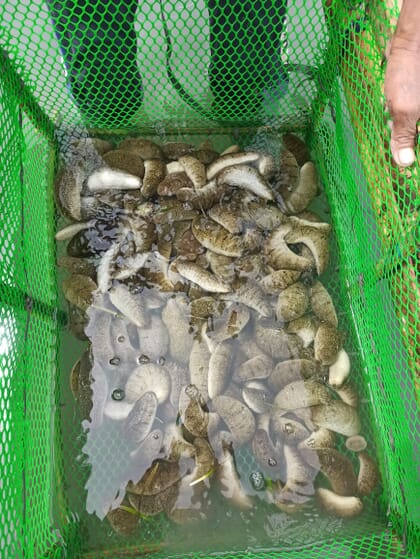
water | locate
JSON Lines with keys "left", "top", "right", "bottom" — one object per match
{"left": 56, "top": 132, "right": 384, "bottom": 557}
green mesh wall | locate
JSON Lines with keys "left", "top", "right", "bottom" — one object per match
{"left": 0, "top": 1, "right": 419, "bottom": 558}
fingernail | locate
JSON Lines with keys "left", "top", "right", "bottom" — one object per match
{"left": 398, "top": 148, "right": 415, "bottom": 165}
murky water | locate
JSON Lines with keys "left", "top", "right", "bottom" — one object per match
{"left": 56, "top": 133, "right": 383, "bottom": 557}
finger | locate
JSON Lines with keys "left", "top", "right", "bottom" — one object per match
{"left": 384, "top": 39, "right": 391, "bottom": 61}
{"left": 389, "top": 112, "right": 417, "bottom": 166}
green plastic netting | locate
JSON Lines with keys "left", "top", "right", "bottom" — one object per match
{"left": 0, "top": 0, "right": 419, "bottom": 558}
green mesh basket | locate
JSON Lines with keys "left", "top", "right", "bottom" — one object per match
{"left": 0, "top": 1, "right": 419, "bottom": 558}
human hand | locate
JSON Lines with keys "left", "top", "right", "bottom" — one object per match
{"left": 384, "top": 37, "right": 420, "bottom": 167}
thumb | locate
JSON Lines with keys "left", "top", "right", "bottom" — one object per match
{"left": 389, "top": 113, "right": 417, "bottom": 167}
